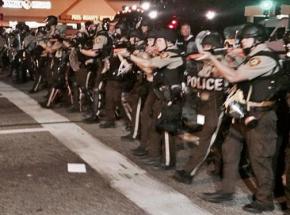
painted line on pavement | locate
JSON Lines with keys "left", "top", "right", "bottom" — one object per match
{"left": 0, "top": 127, "right": 47, "bottom": 134}
{"left": 0, "top": 82, "right": 212, "bottom": 215}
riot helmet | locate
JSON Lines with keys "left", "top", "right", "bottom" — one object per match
{"left": 115, "top": 20, "right": 128, "bottom": 38}
{"left": 129, "top": 30, "right": 144, "bottom": 40}
{"left": 239, "top": 23, "right": 268, "bottom": 54}
{"left": 153, "top": 28, "right": 177, "bottom": 52}
{"left": 85, "top": 21, "right": 94, "bottom": 31}
{"left": 45, "top": 15, "right": 58, "bottom": 29}
{"left": 155, "top": 28, "right": 177, "bottom": 43}
{"left": 16, "top": 22, "right": 26, "bottom": 31}
{"left": 201, "top": 32, "right": 223, "bottom": 49}
{"left": 239, "top": 23, "right": 268, "bottom": 42}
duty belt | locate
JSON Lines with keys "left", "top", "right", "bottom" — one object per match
{"left": 159, "top": 84, "right": 182, "bottom": 92}
{"left": 248, "top": 101, "right": 275, "bottom": 112}
{"left": 247, "top": 101, "right": 275, "bottom": 108}
{"left": 154, "top": 84, "right": 182, "bottom": 102}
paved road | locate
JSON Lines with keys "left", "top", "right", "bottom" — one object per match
{"left": 0, "top": 78, "right": 285, "bottom": 215}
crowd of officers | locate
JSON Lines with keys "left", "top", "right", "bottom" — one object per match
{"left": 1, "top": 14, "right": 290, "bottom": 214}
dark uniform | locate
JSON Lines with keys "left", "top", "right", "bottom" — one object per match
{"left": 145, "top": 32, "right": 184, "bottom": 167}
{"left": 173, "top": 32, "right": 226, "bottom": 183}
{"left": 201, "top": 24, "right": 282, "bottom": 214}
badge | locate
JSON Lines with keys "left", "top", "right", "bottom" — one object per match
{"left": 248, "top": 57, "right": 261, "bottom": 67}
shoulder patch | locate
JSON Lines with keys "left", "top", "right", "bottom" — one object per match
{"left": 248, "top": 57, "right": 261, "bottom": 67}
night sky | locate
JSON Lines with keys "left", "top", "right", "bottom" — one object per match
{"left": 154, "top": 0, "right": 290, "bottom": 33}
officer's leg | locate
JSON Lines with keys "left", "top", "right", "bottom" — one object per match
{"left": 246, "top": 110, "right": 277, "bottom": 207}
{"left": 100, "top": 81, "right": 121, "bottom": 128}
{"left": 134, "top": 90, "right": 157, "bottom": 155}
{"left": 69, "top": 73, "right": 80, "bottom": 112}
{"left": 137, "top": 89, "right": 156, "bottom": 151}
{"left": 200, "top": 123, "right": 243, "bottom": 203}
{"left": 30, "top": 58, "right": 44, "bottom": 93}
{"left": 161, "top": 131, "right": 176, "bottom": 168}
{"left": 144, "top": 99, "right": 163, "bottom": 163}
{"left": 220, "top": 124, "right": 244, "bottom": 194}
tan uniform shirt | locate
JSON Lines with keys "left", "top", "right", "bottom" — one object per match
{"left": 237, "top": 43, "right": 279, "bottom": 80}
{"left": 149, "top": 47, "right": 183, "bottom": 69}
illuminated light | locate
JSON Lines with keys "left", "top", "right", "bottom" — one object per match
{"left": 260, "top": 0, "right": 274, "bottom": 10}
{"left": 171, "top": 20, "right": 177, "bottom": 24}
{"left": 132, "top": 5, "right": 137, "bottom": 10}
{"left": 148, "top": 10, "right": 158, "bottom": 19}
{"left": 277, "top": 14, "right": 288, "bottom": 19}
{"left": 168, "top": 24, "right": 174, "bottom": 29}
{"left": 67, "top": 23, "right": 77, "bottom": 29}
{"left": 3, "top": 0, "right": 51, "bottom": 9}
{"left": 83, "top": 15, "right": 99, "bottom": 21}
{"left": 124, "top": 6, "right": 129, "bottom": 11}
{"left": 72, "top": 14, "right": 99, "bottom": 21}
{"left": 25, "top": 21, "right": 45, "bottom": 28}
{"left": 72, "top": 15, "right": 82, "bottom": 20}
{"left": 9, "top": 21, "right": 18, "bottom": 28}
{"left": 128, "top": 9, "right": 131, "bottom": 13}
{"left": 22, "top": 0, "right": 32, "bottom": 9}
{"left": 141, "top": 2, "right": 150, "bottom": 11}
{"left": 205, "top": 10, "right": 216, "bottom": 20}
{"left": 31, "top": 1, "right": 51, "bottom": 9}
{"left": 3, "top": 0, "right": 22, "bottom": 8}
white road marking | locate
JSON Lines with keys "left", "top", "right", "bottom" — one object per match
{"left": 0, "top": 82, "right": 212, "bottom": 215}
{"left": 0, "top": 127, "right": 47, "bottom": 135}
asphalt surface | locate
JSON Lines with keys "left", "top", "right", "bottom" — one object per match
{"left": 0, "top": 74, "right": 286, "bottom": 215}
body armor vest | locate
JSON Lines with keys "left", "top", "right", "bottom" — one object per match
{"left": 238, "top": 51, "right": 283, "bottom": 102}
{"left": 153, "top": 51, "right": 184, "bottom": 87}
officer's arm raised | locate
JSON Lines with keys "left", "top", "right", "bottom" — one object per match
{"left": 129, "top": 54, "right": 153, "bottom": 68}
{"left": 209, "top": 56, "right": 249, "bottom": 83}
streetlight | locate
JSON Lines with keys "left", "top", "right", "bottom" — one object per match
{"left": 260, "top": 0, "right": 274, "bottom": 11}
{"left": 148, "top": 10, "right": 158, "bottom": 19}
{"left": 141, "top": 2, "right": 151, "bottom": 11}
{"left": 205, "top": 10, "right": 216, "bottom": 20}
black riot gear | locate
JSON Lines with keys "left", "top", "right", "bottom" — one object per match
{"left": 102, "top": 18, "right": 111, "bottom": 31}
{"left": 45, "top": 15, "right": 58, "bottom": 28}
{"left": 85, "top": 21, "right": 94, "bottom": 31}
{"left": 155, "top": 28, "right": 177, "bottom": 43}
{"left": 16, "top": 22, "right": 28, "bottom": 32}
{"left": 201, "top": 32, "right": 223, "bottom": 49}
{"left": 239, "top": 23, "right": 268, "bottom": 42}
{"left": 129, "top": 30, "right": 145, "bottom": 43}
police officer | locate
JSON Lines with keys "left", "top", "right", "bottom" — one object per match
{"left": 29, "top": 26, "right": 48, "bottom": 93}
{"left": 44, "top": 15, "right": 58, "bottom": 38}
{"left": 79, "top": 23, "right": 112, "bottom": 122}
{"left": 173, "top": 31, "right": 227, "bottom": 184}
{"left": 120, "top": 29, "right": 146, "bottom": 139}
{"left": 119, "top": 28, "right": 184, "bottom": 168}
{"left": 99, "top": 19, "right": 127, "bottom": 128}
{"left": 199, "top": 23, "right": 280, "bottom": 213}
